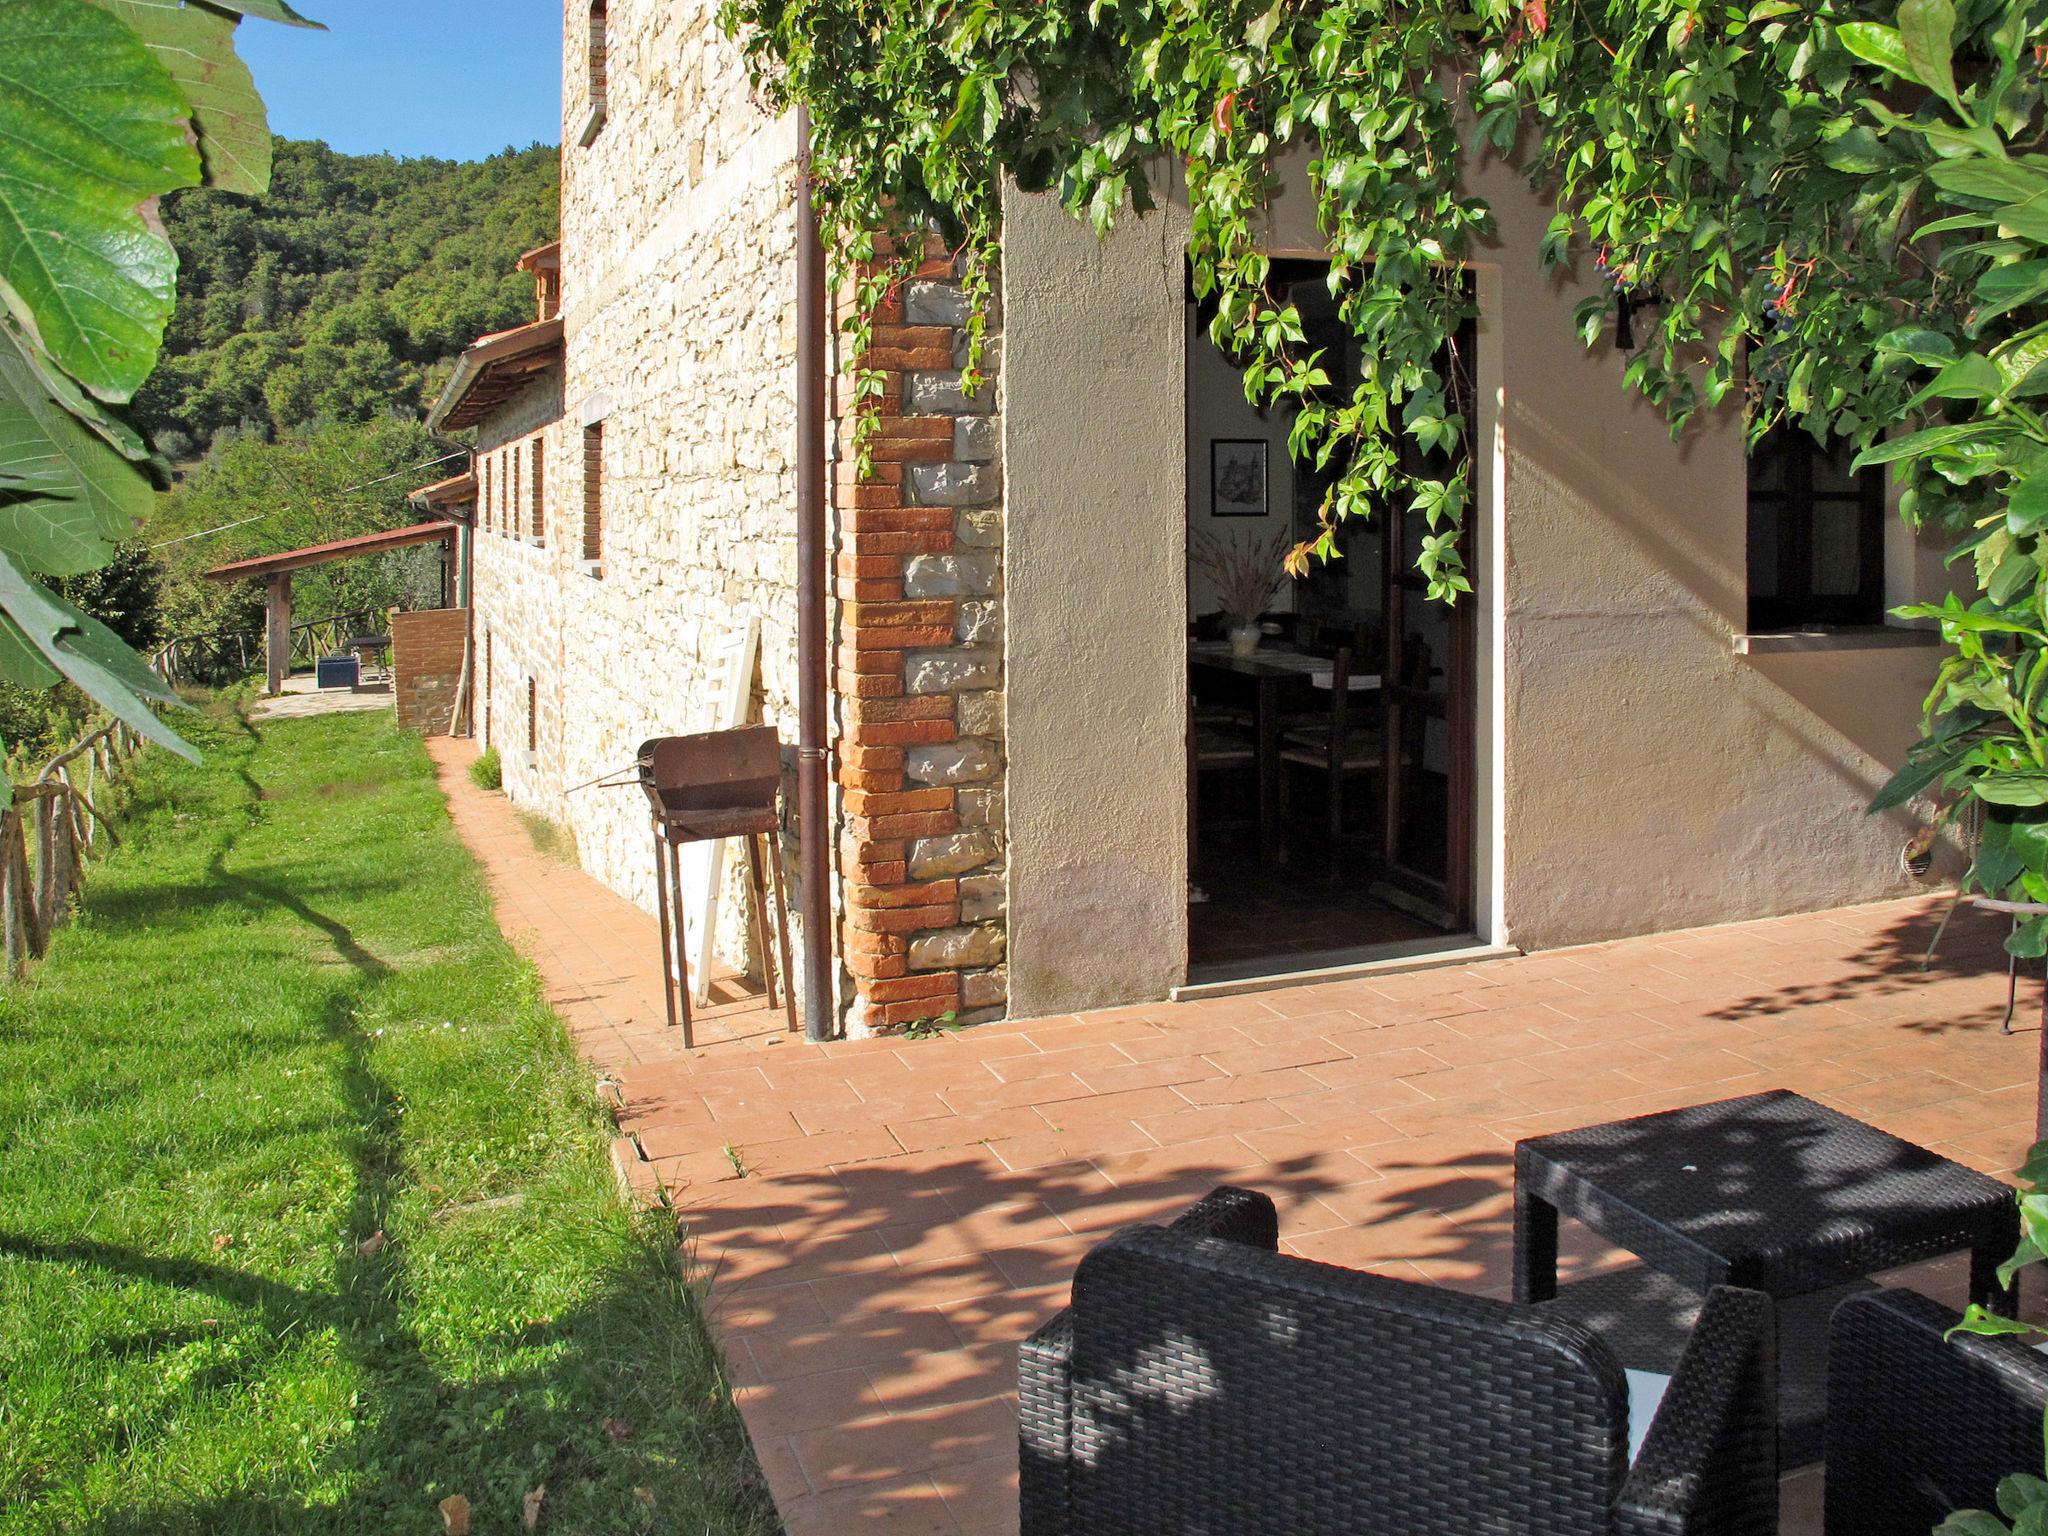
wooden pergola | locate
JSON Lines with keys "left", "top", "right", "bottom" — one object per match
{"left": 205, "top": 521, "right": 457, "bottom": 693}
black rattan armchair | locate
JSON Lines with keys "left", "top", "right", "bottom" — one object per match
{"left": 1825, "top": 1286, "right": 2048, "bottom": 1535}
{"left": 1020, "top": 1186, "right": 1779, "bottom": 1536}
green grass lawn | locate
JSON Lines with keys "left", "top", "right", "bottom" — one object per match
{"left": 0, "top": 700, "right": 778, "bottom": 1535}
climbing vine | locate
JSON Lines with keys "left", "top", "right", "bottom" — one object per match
{"left": 720, "top": 0, "right": 2039, "bottom": 601}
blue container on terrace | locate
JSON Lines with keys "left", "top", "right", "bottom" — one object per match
{"left": 315, "top": 654, "right": 359, "bottom": 690}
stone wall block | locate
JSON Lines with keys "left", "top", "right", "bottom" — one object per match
{"left": 956, "top": 599, "right": 1001, "bottom": 646}
{"left": 908, "top": 831, "right": 998, "bottom": 879}
{"left": 961, "top": 967, "right": 1008, "bottom": 1010}
{"left": 959, "top": 874, "right": 1005, "bottom": 923}
{"left": 957, "top": 784, "right": 1004, "bottom": 829}
{"left": 904, "top": 552, "right": 999, "bottom": 599}
{"left": 904, "top": 371, "right": 994, "bottom": 416}
{"left": 830, "top": 262, "right": 1006, "bottom": 1032}
{"left": 906, "top": 648, "right": 999, "bottom": 694}
{"left": 956, "top": 510, "right": 1002, "bottom": 549}
{"left": 956, "top": 690, "right": 1004, "bottom": 738}
{"left": 904, "top": 279, "right": 973, "bottom": 327}
{"left": 908, "top": 739, "right": 998, "bottom": 786}
{"left": 959, "top": 335, "right": 1002, "bottom": 376}
{"left": 909, "top": 461, "right": 1000, "bottom": 508}
{"left": 955, "top": 416, "right": 999, "bottom": 464}
{"left": 908, "top": 925, "right": 1005, "bottom": 970}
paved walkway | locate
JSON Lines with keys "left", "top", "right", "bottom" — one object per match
{"left": 427, "top": 736, "right": 2040, "bottom": 1535}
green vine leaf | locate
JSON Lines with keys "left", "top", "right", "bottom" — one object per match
{"left": 1976, "top": 262, "right": 2048, "bottom": 329}
{"left": 1929, "top": 159, "right": 2048, "bottom": 243}
{"left": 1897, "top": 0, "right": 1959, "bottom": 108}
{"left": 1836, "top": 22, "right": 1921, "bottom": 84}
{"left": 1245, "top": 1, "right": 1282, "bottom": 53}
{"left": 0, "top": 612, "right": 59, "bottom": 691}
{"left": 0, "top": 0, "right": 200, "bottom": 402}
{"left": 1950, "top": 1303, "right": 2043, "bottom": 1341}
{"left": 1975, "top": 770, "right": 2048, "bottom": 806}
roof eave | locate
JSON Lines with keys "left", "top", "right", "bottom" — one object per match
{"left": 425, "top": 317, "right": 565, "bottom": 433}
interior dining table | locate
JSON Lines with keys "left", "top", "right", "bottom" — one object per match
{"left": 1188, "top": 640, "right": 1383, "bottom": 865}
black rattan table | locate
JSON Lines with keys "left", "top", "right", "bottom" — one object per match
{"left": 1515, "top": 1088, "right": 2019, "bottom": 1462}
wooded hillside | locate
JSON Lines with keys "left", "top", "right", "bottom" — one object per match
{"left": 137, "top": 139, "right": 560, "bottom": 456}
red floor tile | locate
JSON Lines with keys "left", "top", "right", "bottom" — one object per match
{"left": 427, "top": 737, "right": 2035, "bottom": 1536}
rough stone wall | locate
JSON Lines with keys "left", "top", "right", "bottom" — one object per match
{"left": 469, "top": 367, "right": 568, "bottom": 810}
{"left": 391, "top": 607, "right": 467, "bottom": 735}
{"left": 540, "top": 0, "right": 805, "bottom": 977}
{"left": 471, "top": 0, "right": 1014, "bottom": 1030}
{"left": 833, "top": 238, "right": 1010, "bottom": 1033}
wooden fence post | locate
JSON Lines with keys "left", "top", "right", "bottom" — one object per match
{"left": 3, "top": 809, "right": 23, "bottom": 979}
{"left": 34, "top": 788, "right": 55, "bottom": 937}
{"left": 2, "top": 718, "right": 144, "bottom": 977}
{"left": 50, "top": 783, "right": 74, "bottom": 922}
{"left": 15, "top": 824, "right": 42, "bottom": 962}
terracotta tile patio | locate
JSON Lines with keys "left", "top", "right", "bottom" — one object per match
{"left": 428, "top": 738, "right": 2043, "bottom": 1534}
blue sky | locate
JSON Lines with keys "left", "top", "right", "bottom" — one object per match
{"left": 238, "top": 0, "right": 563, "bottom": 161}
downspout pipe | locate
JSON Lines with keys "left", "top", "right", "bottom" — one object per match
{"left": 795, "top": 106, "right": 833, "bottom": 1042}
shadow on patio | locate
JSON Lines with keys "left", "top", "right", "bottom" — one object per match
{"left": 429, "top": 736, "right": 2043, "bottom": 1534}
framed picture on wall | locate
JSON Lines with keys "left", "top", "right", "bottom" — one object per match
{"left": 1211, "top": 439, "right": 1268, "bottom": 517}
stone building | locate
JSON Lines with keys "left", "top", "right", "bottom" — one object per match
{"left": 423, "top": 0, "right": 1960, "bottom": 1037}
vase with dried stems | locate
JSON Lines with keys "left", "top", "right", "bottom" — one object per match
{"left": 1191, "top": 525, "right": 1292, "bottom": 658}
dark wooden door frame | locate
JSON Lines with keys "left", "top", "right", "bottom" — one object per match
{"left": 1377, "top": 310, "right": 1478, "bottom": 932}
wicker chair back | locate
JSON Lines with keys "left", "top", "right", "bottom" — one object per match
{"left": 1054, "top": 1224, "right": 1632, "bottom": 1535}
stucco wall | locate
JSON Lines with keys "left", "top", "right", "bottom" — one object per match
{"left": 1001, "top": 184, "right": 1191, "bottom": 1016}
{"left": 1462, "top": 148, "right": 1955, "bottom": 948}
{"left": 1000, "top": 141, "right": 1954, "bottom": 998}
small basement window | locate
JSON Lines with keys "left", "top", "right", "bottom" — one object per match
{"left": 1746, "top": 422, "right": 1886, "bottom": 631}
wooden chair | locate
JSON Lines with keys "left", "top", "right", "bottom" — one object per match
{"left": 1187, "top": 690, "right": 1257, "bottom": 860}
{"left": 1278, "top": 647, "right": 1382, "bottom": 848}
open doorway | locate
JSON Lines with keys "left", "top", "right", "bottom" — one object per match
{"left": 1185, "top": 260, "right": 1477, "bottom": 979}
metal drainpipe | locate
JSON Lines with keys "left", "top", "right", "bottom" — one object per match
{"left": 795, "top": 106, "right": 833, "bottom": 1042}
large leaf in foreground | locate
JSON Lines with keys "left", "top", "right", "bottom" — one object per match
{"left": 1, "top": 317, "right": 152, "bottom": 466}
{"left": 0, "top": 325, "right": 149, "bottom": 574}
{"left": 0, "top": 0, "right": 200, "bottom": 401}
{"left": 192, "top": 0, "right": 322, "bottom": 26}
{"left": 91, "top": 0, "right": 272, "bottom": 196}
{"left": 0, "top": 548, "right": 189, "bottom": 760}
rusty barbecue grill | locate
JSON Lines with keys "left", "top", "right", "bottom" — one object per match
{"left": 636, "top": 726, "right": 798, "bottom": 1045}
